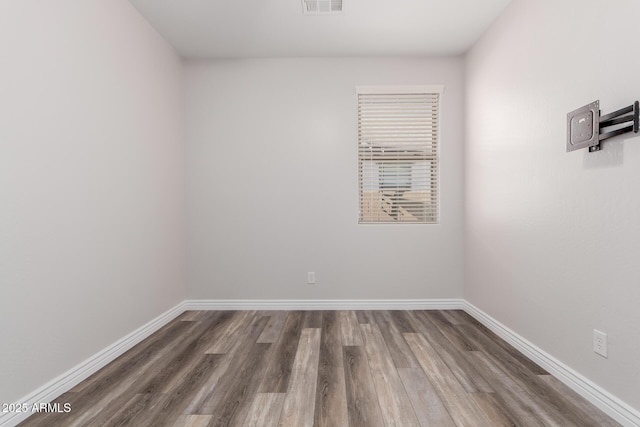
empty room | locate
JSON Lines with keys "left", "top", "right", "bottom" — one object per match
{"left": 2, "top": 0, "right": 639, "bottom": 426}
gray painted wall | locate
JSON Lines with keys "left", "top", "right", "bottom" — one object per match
{"left": 466, "top": 0, "right": 640, "bottom": 411}
{"left": 184, "top": 58, "right": 465, "bottom": 300}
{"left": 0, "top": 0, "right": 186, "bottom": 404}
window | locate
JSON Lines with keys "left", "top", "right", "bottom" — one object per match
{"left": 357, "top": 86, "right": 442, "bottom": 224}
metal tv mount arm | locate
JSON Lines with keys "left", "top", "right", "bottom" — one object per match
{"left": 566, "top": 100, "right": 639, "bottom": 152}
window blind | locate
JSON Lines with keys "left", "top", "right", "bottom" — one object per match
{"left": 357, "top": 88, "right": 440, "bottom": 224}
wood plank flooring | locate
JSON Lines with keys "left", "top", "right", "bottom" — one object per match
{"left": 18, "top": 310, "right": 619, "bottom": 427}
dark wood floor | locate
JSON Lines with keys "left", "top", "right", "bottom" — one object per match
{"left": 19, "top": 310, "right": 619, "bottom": 427}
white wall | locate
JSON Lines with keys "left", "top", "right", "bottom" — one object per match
{"left": 466, "top": 0, "right": 640, "bottom": 411}
{"left": 185, "top": 58, "right": 465, "bottom": 300}
{"left": 0, "top": 1, "right": 186, "bottom": 404}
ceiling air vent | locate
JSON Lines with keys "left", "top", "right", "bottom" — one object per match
{"left": 302, "top": 0, "right": 342, "bottom": 14}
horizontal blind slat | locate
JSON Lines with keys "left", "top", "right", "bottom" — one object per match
{"left": 358, "top": 91, "right": 439, "bottom": 224}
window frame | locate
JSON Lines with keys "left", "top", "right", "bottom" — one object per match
{"left": 356, "top": 85, "right": 443, "bottom": 225}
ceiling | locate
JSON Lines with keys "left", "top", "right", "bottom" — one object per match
{"left": 129, "top": 0, "right": 512, "bottom": 59}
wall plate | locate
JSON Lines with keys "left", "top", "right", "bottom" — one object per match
{"left": 567, "top": 100, "right": 599, "bottom": 152}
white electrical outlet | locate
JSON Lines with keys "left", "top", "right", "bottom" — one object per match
{"left": 307, "top": 272, "right": 316, "bottom": 284}
{"left": 593, "top": 329, "right": 608, "bottom": 358}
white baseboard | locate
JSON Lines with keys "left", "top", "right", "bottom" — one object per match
{"left": 462, "top": 301, "right": 640, "bottom": 427}
{"left": 184, "top": 298, "right": 464, "bottom": 311}
{"left": 0, "top": 301, "right": 186, "bottom": 427}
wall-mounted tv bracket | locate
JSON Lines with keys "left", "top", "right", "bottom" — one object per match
{"left": 566, "top": 100, "right": 639, "bottom": 152}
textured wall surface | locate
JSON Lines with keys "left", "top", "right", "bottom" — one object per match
{"left": 466, "top": 0, "right": 640, "bottom": 411}
{"left": 185, "top": 57, "right": 465, "bottom": 300}
{"left": 0, "top": 0, "right": 186, "bottom": 404}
